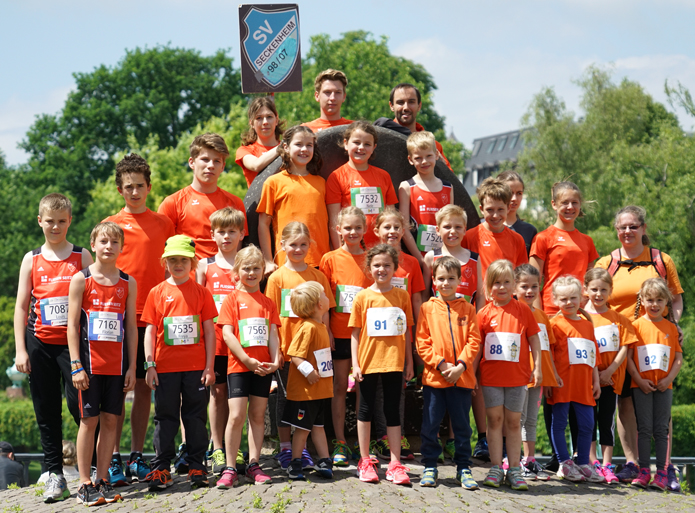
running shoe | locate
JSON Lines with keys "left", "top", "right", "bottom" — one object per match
{"left": 650, "top": 469, "right": 667, "bottom": 491}
{"left": 602, "top": 463, "right": 619, "bottom": 485}
{"left": 277, "top": 448, "right": 292, "bottom": 469}
{"left": 420, "top": 467, "right": 437, "bottom": 487}
{"left": 217, "top": 467, "right": 239, "bottom": 489}
{"left": 374, "top": 436, "right": 391, "bottom": 460}
{"left": 146, "top": 469, "right": 172, "bottom": 491}
{"left": 246, "top": 462, "right": 271, "bottom": 485}
{"left": 127, "top": 456, "right": 151, "bottom": 482}
{"left": 483, "top": 465, "right": 504, "bottom": 488}
{"left": 443, "top": 439, "right": 456, "bottom": 460}
{"left": 331, "top": 439, "right": 351, "bottom": 467}
{"left": 522, "top": 457, "right": 550, "bottom": 481}
{"left": 457, "top": 468, "right": 479, "bottom": 490}
{"left": 314, "top": 458, "right": 334, "bottom": 479}
{"left": 667, "top": 464, "right": 681, "bottom": 492}
{"left": 506, "top": 466, "right": 529, "bottom": 491}
{"left": 301, "top": 447, "right": 314, "bottom": 469}
{"left": 472, "top": 437, "right": 490, "bottom": 462}
{"left": 108, "top": 457, "right": 127, "bottom": 487}
{"left": 189, "top": 468, "right": 209, "bottom": 489}
{"left": 96, "top": 479, "right": 121, "bottom": 503}
{"left": 579, "top": 463, "right": 606, "bottom": 483}
{"left": 543, "top": 453, "right": 560, "bottom": 473}
{"left": 557, "top": 459, "right": 585, "bottom": 482}
{"left": 205, "top": 439, "right": 214, "bottom": 462}
{"left": 616, "top": 461, "right": 640, "bottom": 483}
{"left": 631, "top": 467, "right": 652, "bottom": 488}
{"left": 401, "top": 436, "right": 415, "bottom": 461}
{"left": 174, "top": 443, "right": 188, "bottom": 475}
{"left": 386, "top": 460, "right": 411, "bottom": 486}
{"left": 43, "top": 473, "right": 70, "bottom": 503}
{"left": 76, "top": 481, "right": 105, "bottom": 507}
{"left": 357, "top": 457, "right": 379, "bottom": 483}
{"left": 353, "top": 441, "right": 379, "bottom": 465}
{"left": 210, "top": 449, "right": 226, "bottom": 475}
{"left": 236, "top": 449, "right": 247, "bottom": 474}
{"left": 288, "top": 458, "right": 304, "bottom": 481}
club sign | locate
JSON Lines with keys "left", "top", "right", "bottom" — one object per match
{"left": 239, "top": 4, "right": 302, "bottom": 93}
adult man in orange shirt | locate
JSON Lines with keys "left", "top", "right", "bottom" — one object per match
{"left": 374, "top": 83, "right": 451, "bottom": 170}
{"left": 302, "top": 69, "right": 353, "bottom": 133}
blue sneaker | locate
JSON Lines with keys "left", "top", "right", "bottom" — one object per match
{"left": 127, "top": 455, "right": 151, "bottom": 482}
{"left": 174, "top": 443, "right": 189, "bottom": 475}
{"left": 277, "top": 448, "right": 292, "bottom": 469}
{"left": 313, "top": 458, "right": 333, "bottom": 479}
{"left": 301, "top": 448, "right": 314, "bottom": 469}
{"left": 472, "top": 437, "right": 490, "bottom": 462}
{"left": 108, "top": 457, "right": 127, "bottom": 487}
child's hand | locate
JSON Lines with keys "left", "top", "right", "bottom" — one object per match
{"left": 306, "top": 370, "right": 320, "bottom": 385}
{"left": 656, "top": 378, "right": 672, "bottom": 392}
{"left": 146, "top": 367, "right": 158, "bottom": 390}
{"left": 72, "top": 369, "right": 89, "bottom": 391}
{"left": 264, "top": 261, "right": 278, "bottom": 277}
{"left": 637, "top": 377, "right": 657, "bottom": 394}
{"left": 123, "top": 368, "right": 136, "bottom": 393}
{"left": 531, "top": 368, "right": 543, "bottom": 388}
{"left": 352, "top": 366, "right": 363, "bottom": 382}
{"left": 593, "top": 380, "right": 601, "bottom": 400}
{"left": 677, "top": 324, "right": 684, "bottom": 346}
{"left": 201, "top": 367, "right": 215, "bottom": 387}
{"left": 404, "top": 360, "right": 414, "bottom": 382}
{"left": 544, "top": 386, "right": 554, "bottom": 400}
{"left": 15, "top": 350, "right": 30, "bottom": 374}
{"left": 555, "top": 375, "right": 564, "bottom": 388}
{"left": 598, "top": 369, "right": 614, "bottom": 387}
{"left": 441, "top": 363, "right": 465, "bottom": 384}
{"left": 246, "top": 358, "right": 269, "bottom": 375}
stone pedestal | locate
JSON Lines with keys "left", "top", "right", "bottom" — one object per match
{"left": 6, "top": 387, "right": 26, "bottom": 399}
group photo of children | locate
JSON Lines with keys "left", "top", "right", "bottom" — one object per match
{"left": 13, "top": 69, "right": 685, "bottom": 507}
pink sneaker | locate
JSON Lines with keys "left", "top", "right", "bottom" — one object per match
{"left": 217, "top": 467, "right": 239, "bottom": 489}
{"left": 245, "top": 462, "right": 271, "bottom": 485}
{"left": 650, "top": 469, "right": 667, "bottom": 491}
{"left": 357, "top": 457, "right": 379, "bottom": 483}
{"left": 386, "top": 460, "right": 411, "bottom": 486}
{"left": 631, "top": 467, "right": 652, "bottom": 488}
{"left": 558, "top": 459, "right": 585, "bottom": 482}
{"left": 602, "top": 464, "right": 619, "bottom": 485}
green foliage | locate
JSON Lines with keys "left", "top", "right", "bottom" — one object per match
{"left": 274, "top": 31, "right": 444, "bottom": 132}
{"left": 0, "top": 296, "right": 19, "bottom": 390}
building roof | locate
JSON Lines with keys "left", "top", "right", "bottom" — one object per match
{"left": 465, "top": 129, "right": 525, "bottom": 171}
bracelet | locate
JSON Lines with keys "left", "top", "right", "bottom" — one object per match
{"left": 143, "top": 361, "right": 156, "bottom": 371}
{"left": 70, "top": 360, "right": 81, "bottom": 364}
{"left": 297, "top": 361, "right": 315, "bottom": 377}
{"left": 71, "top": 367, "right": 85, "bottom": 376}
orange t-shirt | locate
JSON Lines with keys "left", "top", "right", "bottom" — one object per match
{"left": 589, "top": 309, "right": 638, "bottom": 394}
{"left": 265, "top": 265, "right": 336, "bottom": 361}
{"left": 235, "top": 141, "right": 277, "bottom": 187}
{"left": 256, "top": 170, "right": 330, "bottom": 267}
{"left": 302, "top": 117, "right": 353, "bottom": 132}
{"left": 631, "top": 317, "right": 681, "bottom": 390}
{"left": 392, "top": 252, "right": 425, "bottom": 303}
{"left": 104, "top": 208, "right": 175, "bottom": 326}
{"left": 157, "top": 185, "right": 248, "bottom": 260}
{"left": 28, "top": 245, "right": 84, "bottom": 345}
{"left": 531, "top": 308, "right": 559, "bottom": 387}
{"left": 462, "top": 224, "right": 528, "bottom": 277}
{"left": 348, "top": 287, "right": 414, "bottom": 374}
{"left": 325, "top": 163, "right": 398, "bottom": 248}
{"left": 549, "top": 315, "right": 599, "bottom": 406}
{"left": 595, "top": 247, "right": 683, "bottom": 318}
{"left": 140, "top": 279, "right": 218, "bottom": 374}
{"left": 203, "top": 257, "right": 236, "bottom": 356}
{"left": 530, "top": 226, "right": 599, "bottom": 314}
{"left": 319, "top": 248, "right": 373, "bottom": 339}
{"left": 285, "top": 318, "right": 334, "bottom": 401}
{"left": 79, "top": 269, "right": 130, "bottom": 376}
{"left": 217, "top": 289, "right": 281, "bottom": 375}
{"left": 477, "top": 299, "right": 540, "bottom": 387}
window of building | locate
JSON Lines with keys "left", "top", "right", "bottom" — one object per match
{"left": 496, "top": 137, "right": 507, "bottom": 152}
{"left": 508, "top": 134, "right": 519, "bottom": 150}
{"left": 486, "top": 139, "right": 496, "bottom": 154}
{"left": 472, "top": 141, "right": 481, "bottom": 157}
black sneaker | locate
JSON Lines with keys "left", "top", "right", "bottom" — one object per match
{"left": 96, "top": 479, "right": 122, "bottom": 503}
{"left": 544, "top": 453, "right": 560, "bottom": 473}
{"left": 77, "top": 481, "right": 105, "bottom": 507}
{"left": 314, "top": 457, "right": 333, "bottom": 479}
{"left": 472, "top": 437, "right": 490, "bottom": 462}
{"left": 146, "top": 469, "right": 173, "bottom": 491}
{"left": 189, "top": 469, "right": 209, "bottom": 489}
{"left": 287, "top": 458, "right": 304, "bottom": 480}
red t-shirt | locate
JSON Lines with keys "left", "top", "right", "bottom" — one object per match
{"left": 235, "top": 141, "right": 277, "bottom": 187}
{"left": 407, "top": 178, "right": 452, "bottom": 255}
{"left": 462, "top": 224, "right": 528, "bottom": 278}
{"left": 392, "top": 251, "right": 425, "bottom": 302}
{"left": 140, "top": 279, "right": 218, "bottom": 373}
{"left": 217, "top": 289, "right": 281, "bottom": 374}
{"left": 302, "top": 118, "right": 353, "bottom": 133}
{"left": 432, "top": 249, "right": 479, "bottom": 304}
{"left": 204, "top": 257, "right": 236, "bottom": 356}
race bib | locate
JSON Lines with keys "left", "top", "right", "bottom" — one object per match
{"left": 335, "top": 285, "right": 362, "bottom": 314}
{"left": 484, "top": 332, "right": 521, "bottom": 362}
{"left": 212, "top": 294, "right": 227, "bottom": 322}
{"left": 239, "top": 317, "right": 270, "bottom": 348}
{"left": 416, "top": 224, "right": 442, "bottom": 252}
{"left": 538, "top": 324, "right": 550, "bottom": 352}
{"left": 163, "top": 315, "right": 200, "bottom": 346}
{"left": 314, "top": 347, "right": 334, "bottom": 378}
{"left": 390, "top": 276, "right": 408, "bottom": 291}
{"left": 350, "top": 187, "right": 383, "bottom": 215}
{"left": 366, "top": 307, "right": 407, "bottom": 337}
{"left": 40, "top": 296, "right": 69, "bottom": 326}
{"left": 88, "top": 311, "right": 123, "bottom": 342}
{"left": 568, "top": 337, "right": 596, "bottom": 367}
{"left": 280, "top": 289, "right": 298, "bottom": 318}
{"left": 637, "top": 344, "right": 671, "bottom": 373}
{"left": 595, "top": 324, "right": 620, "bottom": 354}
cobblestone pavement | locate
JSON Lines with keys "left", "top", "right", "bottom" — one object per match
{"left": 3, "top": 458, "right": 694, "bottom": 512}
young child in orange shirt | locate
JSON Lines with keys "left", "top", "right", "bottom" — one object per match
{"left": 626, "top": 278, "right": 682, "bottom": 490}
{"left": 141, "top": 235, "right": 217, "bottom": 491}
{"left": 319, "top": 206, "right": 373, "bottom": 466}
{"left": 216, "top": 246, "right": 282, "bottom": 488}
{"left": 417, "top": 256, "right": 480, "bottom": 490}
{"left": 235, "top": 97, "right": 283, "bottom": 187}
{"left": 548, "top": 276, "right": 603, "bottom": 483}
{"left": 583, "top": 268, "right": 638, "bottom": 483}
{"left": 257, "top": 125, "right": 329, "bottom": 273}
{"left": 326, "top": 121, "right": 399, "bottom": 249}
{"left": 349, "top": 244, "right": 414, "bottom": 485}
{"left": 398, "top": 131, "right": 454, "bottom": 263}
{"left": 195, "top": 207, "right": 245, "bottom": 474}
{"left": 513, "top": 264, "right": 560, "bottom": 482}
{"left": 265, "top": 222, "right": 335, "bottom": 470}
{"left": 477, "top": 259, "right": 541, "bottom": 490}
{"left": 283, "top": 281, "right": 335, "bottom": 480}
{"left": 530, "top": 181, "right": 598, "bottom": 314}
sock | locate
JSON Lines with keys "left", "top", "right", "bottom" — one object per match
{"left": 478, "top": 432, "right": 486, "bottom": 439}
{"left": 280, "top": 442, "right": 291, "bottom": 451}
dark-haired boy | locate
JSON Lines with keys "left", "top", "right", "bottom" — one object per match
{"left": 303, "top": 69, "right": 353, "bottom": 132}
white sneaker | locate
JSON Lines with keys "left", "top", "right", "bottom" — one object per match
{"left": 579, "top": 463, "right": 606, "bottom": 483}
{"left": 557, "top": 459, "right": 586, "bottom": 482}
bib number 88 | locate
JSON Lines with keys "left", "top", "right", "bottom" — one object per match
{"left": 489, "top": 344, "right": 503, "bottom": 355}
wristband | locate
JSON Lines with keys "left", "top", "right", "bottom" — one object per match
{"left": 71, "top": 367, "right": 85, "bottom": 376}
{"left": 70, "top": 360, "right": 81, "bottom": 364}
{"left": 297, "top": 361, "right": 315, "bottom": 377}
{"left": 143, "top": 361, "right": 156, "bottom": 371}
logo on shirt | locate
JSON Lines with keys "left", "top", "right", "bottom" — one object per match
{"left": 557, "top": 236, "right": 565, "bottom": 242}
{"left": 490, "top": 320, "right": 498, "bottom": 327}
{"left": 417, "top": 196, "right": 423, "bottom": 201}
{"left": 116, "top": 287, "right": 125, "bottom": 299}
{"left": 482, "top": 240, "right": 491, "bottom": 247}
{"left": 165, "top": 296, "right": 174, "bottom": 303}
{"left": 124, "top": 224, "right": 133, "bottom": 230}
{"left": 37, "top": 266, "right": 44, "bottom": 272}
{"left": 441, "top": 195, "right": 448, "bottom": 202}
{"left": 90, "top": 289, "right": 97, "bottom": 295}
{"left": 67, "top": 263, "right": 77, "bottom": 273}
{"left": 41, "top": 275, "right": 48, "bottom": 283}
{"left": 213, "top": 282, "right": 220, "bottom": 288}
{"left": 84, "top": 403, "right": 91, "bottom": 409}
{"left": 458, "top": 316, "right": 468, "bottom": 326}
{"left": 93, "top": 299, "right": 100, "bottom": 306}
{"left": 191, "top": 199, "right": 200, "bottom": 206}
{"left": 463, "top": 267, "right": 473, "bottom": 278}
{"left": 212, "top": 272, "right": 218, "bottom": 278}
{"left": 419, "top": 205, "right": 427, "bottom": 212}
{"left": 353, "top": 180, "right": 362, "bottom": 186}
{"left": 239, "top": 303, "right": 248, "bottom": 310}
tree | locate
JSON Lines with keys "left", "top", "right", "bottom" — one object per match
{"left": 20, "top": 46, "right": 244, "bottom": 215}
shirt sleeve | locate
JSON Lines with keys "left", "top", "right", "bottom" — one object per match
{"left": 268, "top": 301, "right": 282, "bottom": 326}
{"left": 409, "top": 263, "right": 426, "bottom": 294}
{"left": 287, "top": 323, "right": 312, "bottom": 359}
{"left": 586, "top": 235, "right": 599, "bottom": 262}
{"left": 256, "top": 175, "right": 276, "bottom": 216}
{"left": 216, "top": 294, "right": 237, "bottom": 326}
{"left": 382, "top": 175, "right": 399, "bottom": 206}
{"left": 318, "top": 273, "right": 337, "bottom": 308}
{"left": 663, "top": 252, "right": 684, "bottom": 295}
{"left": 140, "top": 289, "right": 159, "bottom": 326}
{"left": 594, "top": 255, "right": 610, "bottom": 270}
{"left": 415, "top": 305, "right": 440, "bottom": 368}
{"left": 235, "top": 145, "right": 252, "bottom": 168}
{"left": 404, "top": 292, "right": 414, "bottom": 327}
{"left": 157, "top": 194, "right": 178, "bottom": 231}
{"left": 521, "top": 303, "right": 541, "bottom": 337}
{"left": 264, "top": 273, "right": 282, "bottom": 308}
{"left": 348, "top": 292, "right": 364, "bottom": 328}
{"left": 200, "top": 288, "right": 219, "bottom": 322}
{"left": 529, "top": 231, "right": 547, "bottom": 261}
{"left": 325, "top": 171, "right": 343, "bottom": 205}
{"left": 619, "top": 316, "right": 639, "bottom": 346}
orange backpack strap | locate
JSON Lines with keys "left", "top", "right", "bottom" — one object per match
{"left": 607, "top": 248, "right": 622, "bottom": 276}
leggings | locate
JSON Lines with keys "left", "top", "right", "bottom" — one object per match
{"left": 632, "top": 388, "right": 672, "bottom": 470}
{"left": 521, "top": 386, "right": 542, "bottom": 442}
{"left": 552, "top": 402, "right": 594, "bottom": 465}
{"left": 593, "top": 385, "right": 618, "bottom": 446}
{"left": 358, "top": 372, "right": 403, "bottom": 426}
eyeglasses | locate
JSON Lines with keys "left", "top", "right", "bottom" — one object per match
{"left": 617, "top": 224, "right": 642, "bottom": 232}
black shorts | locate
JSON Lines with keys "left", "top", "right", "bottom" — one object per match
{"left": 620, "top": 373, "right": 632, "bottom": 398}
{"left": 78, "top": 374, "right": 126, "bottom": 418}
{"left": 227, "top": 372, "right": 273, "bottom": 399}
{"left": 282, "top": 398, "right": 329, "bottom": 431}
{"left": 135, "top": 326, "right": 147, "bottom": 379}
{"left": 214, "top": 355, "right": 228, "bottom": 385}
{"left": 332, "top": 338, "right": 351, "bottom": 361}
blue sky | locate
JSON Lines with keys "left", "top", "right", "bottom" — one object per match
{"left": 2, "top": 0, "right": 694, "bottom": 165}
